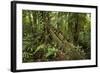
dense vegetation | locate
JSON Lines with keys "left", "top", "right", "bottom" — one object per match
{"left": 22, "top": 10, "right": 91, "bottom": 63}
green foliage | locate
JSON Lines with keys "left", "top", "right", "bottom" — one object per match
{"left": 45, "top": 46, "right": 58, "bottom": 58}
{"left": 22, "top": 10, "right": 91, "bottom": 62}
{"left": 65, "top": 47, "right": 86, "bottom": 60}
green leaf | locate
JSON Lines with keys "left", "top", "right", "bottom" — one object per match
{"left": 33, "top": 44, "right": 45, "bottom": 55}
